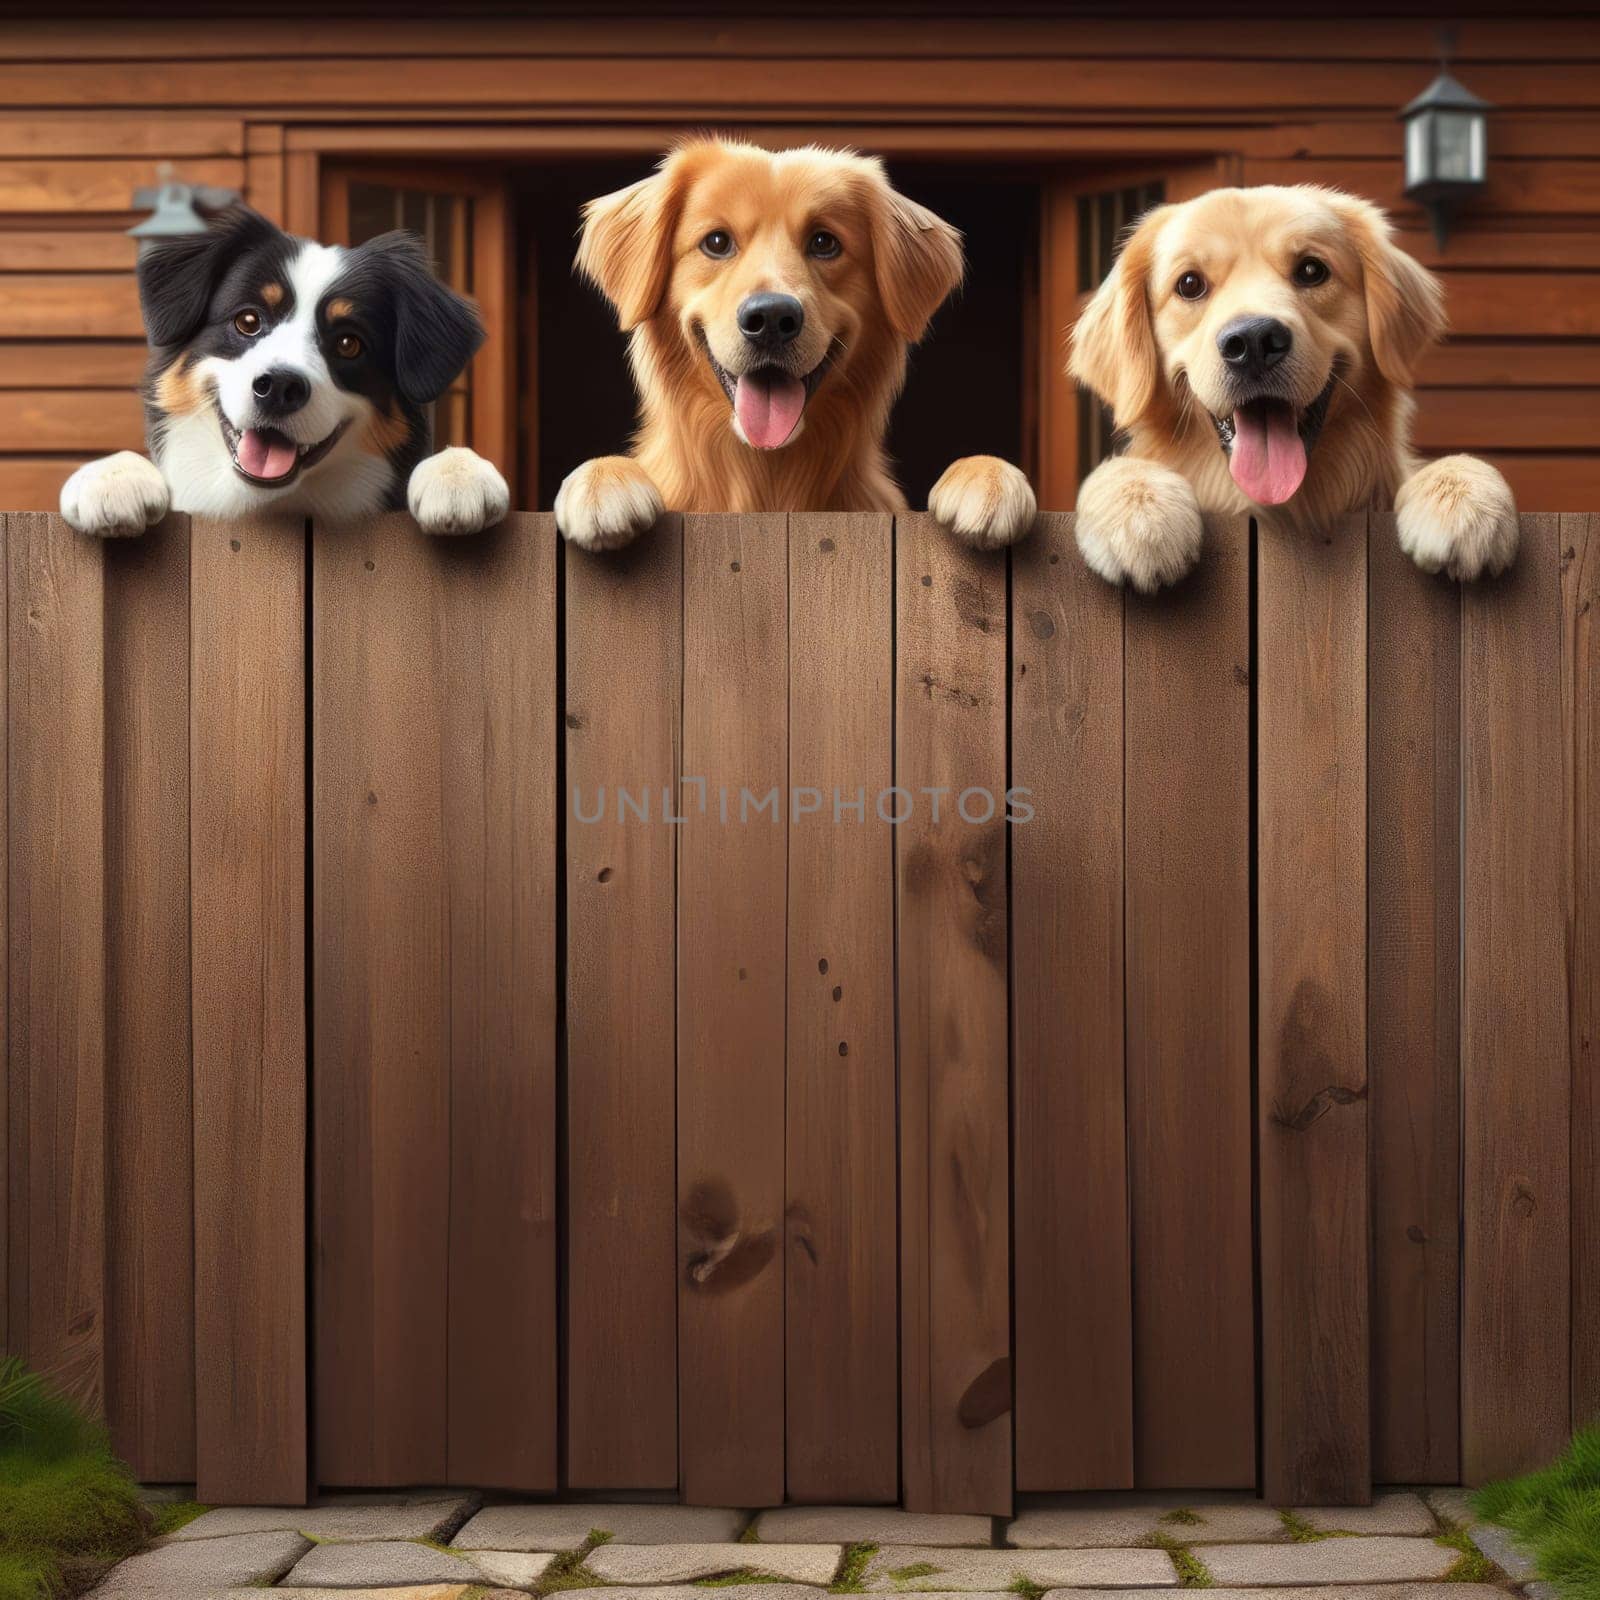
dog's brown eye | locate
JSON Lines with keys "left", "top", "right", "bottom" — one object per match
{"left": 334, "top": 333, "right": 362, "bottom": 360}
{"left": 807, "top": 229, "right": 842, "bottom": 259}
{"left": 234, "top": 309, "right": 262, "bottom": 336}
{"left": 1294, "top": 256, "right": 1331, "bottom": 287}
{"left": 1175, "top": 271, "right": 1208, "bottom": 301}
{"left": 700, "top": 230, "right": 735, "bottom": 259}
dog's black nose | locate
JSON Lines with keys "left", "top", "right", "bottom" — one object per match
{"left": 251, "top": 367, "right": 311, "bottom": 414}
{"left": 737, "top": 292, "right": 804, "bottom": 351}
{"left": 1218, "top": 316, "right": 1293, "bottom": 380}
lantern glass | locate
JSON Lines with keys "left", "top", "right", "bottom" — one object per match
{"left": 1433, "top": 109, "right": 1485, "bottom": 184}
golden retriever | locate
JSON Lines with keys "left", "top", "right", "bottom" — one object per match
{"left": 554, "top": 139, "right": 1034, "bottom": 550}
{"left": 1068, "top": 184, "right": 1517, "bottom": 591}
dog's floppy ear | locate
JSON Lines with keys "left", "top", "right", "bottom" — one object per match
{"left": 359, "top": 231, "right": 486, "bottom": 405}
{"left": 1069, "top": 206, "right": 1168, "bottom": 429}
{"left": 1334, "top": 193, "right": 1446, "bottom": 387}
{"left": 576, "top": 160, "right": 683, "bottom": 330}
{"left": 137, "top": 203, "right": 281, "bottom": 348}
{"left": 867, "top": 172, "right": 965, "bottom": 342}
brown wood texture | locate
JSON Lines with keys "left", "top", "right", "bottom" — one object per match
{"left": 1011, "top": 511, "right": 1131, "bottom": 1490}
{"left": 1463, "top": 514, "right": 1572, "bottom": 1481}
{"left": 0, "top": 389, "right": 142, "bottom": 452}
{"left": 0, "top": 156, "right": 242, "bottom": 212}
{"left": 0, "top": 113, "right": 243, "bottom": 155}
{"left": 0, "top": 460, "right": 88, "bottom": 512}
{"left": 1124, "top": 514, "right": 1254, "bottom": 1489}
{"left": 897, "top": 513, "right": 1011, "bottom": 1515}
{"left": 678, "top": 512, "right": 787, "bottom": 1508}
{"left": 103, "top": 515, "right": 194, "bottom": 1481}
{"left": 565, "top": 517, "right": 682, "bottom": 1491}
{"left": 5, "top": 513, "right": 104, "bottom": 1413}
{"left": 1414, "top": 390, "right": 1600, "bottom": 454}
{"left": 0, "top": 343, "right": 145, "bottom": 388}
{"left": 1367, "top": 515, "right": 1461, "bottom": 1485}
{"left": 1570, "top": 513, "right": 1600, "bottom": 1429}
{"left": 1258, "top": 513, "right": 1370, "bottom": 1506}
{"left": 189, "top": 513, "right": 306, "bottom": 1505}
{"left": 0, "top": 274, "right": 142, "bottom": 337}
{"left": 0, "top": 231, "right": 138, "bottom": 271}
{"left": 785, "top": 512, "right": 897, "bottom": 1505}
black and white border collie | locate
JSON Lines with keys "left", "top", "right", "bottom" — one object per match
{"left": 62, "top": 204, "right": 508, "bottom": 537}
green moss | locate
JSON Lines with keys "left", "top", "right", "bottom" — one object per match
{"left": 1160, "top": 1509, "right": 1202, "bottom": 1528}
{"left": 148, "top": 1501, "right": 209, "bottom": 1538}
{"left": 738, "top": 1522, "right": 762, "bottom": 1545}
{"left": 1434, "top": 1521, "right": 1498, "bottom": 1584}
{"left": 694, "top": 1572, "right": 793, "bottom": 1588}
{"left": 888, "top": 1562, "right": 942, "bottom": 1582}
{"left": 831, "top": 1543, "right": 876, "bottom": 1594}
{"left": 1006, "top": 1577, "right": 1046, "bottom": 1600}
{"left": 1277, "top": 1510, "right": 1339, "bottom": 1544}
{"left": 1145, "top": 1531, "right": 1213, "bottom": 1589}
{"left": 538, "top": 1529, "right": 618, "bottom": 1596}
{"left": 1473, "top": 1428, "right": 1600, "bottom": 1600}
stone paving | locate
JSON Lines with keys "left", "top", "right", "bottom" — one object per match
{"left": 95, "top": 1485, "right": 1546, "bottom": 1599}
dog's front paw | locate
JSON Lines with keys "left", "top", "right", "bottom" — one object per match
{"left": 1074, "top": 456, "right": 1203, "bottom": 593}
{"left": 1396, "top": 454, "right": 1518, "bottom": 581}
{"left": 928, "top": 455, "right": 1037, "bottom": 549}
{"left": 554, "top": 455, "right": 663, "bottom": 552}
{"left": 60, "top": 452, "right": 168, "bottom": 538}
{"left": 407, "top": 446, "right": 510, "bottom": 536}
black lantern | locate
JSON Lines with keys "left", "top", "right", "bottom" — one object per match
{"left": 1399, "top": 70, "right": 1491, "bottom": 249}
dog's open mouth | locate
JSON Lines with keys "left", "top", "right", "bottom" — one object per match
{"left": 1209, "top": 369, "right": 1337, "bottom": 507}
{"left": 220, "top": 412, "right": 348, "bottom": 488}
{"left": 701, "top": 335, "right": 834, "bottom": 451}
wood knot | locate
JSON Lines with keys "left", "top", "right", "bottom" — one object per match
{"left": 681, "top": 1178, "right": 776, "bottom": 1293}
{"left": 957, "top": 1356, "right": 1012, "bottom": 1428}
{"left": 1028, "top": 609, "right": 1055, "bottom": 641}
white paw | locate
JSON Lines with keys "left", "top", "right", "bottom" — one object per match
{"left": 407, "top": 446, "right": 510, "bottom": 535}
{"left": 554, "top": 455, "right": 663, "bottom": 551}
{"left": 928, "top": 455, "right": 1037, "bottom": 549}
{"left": 1074, "top": 455, "right": 1203, "bottom": 593}
{"left": 1396, "top": 454, "right": 1518, "bottom": 581}
{"left": 59, "top": 452, "right": 168, "bottom": 538}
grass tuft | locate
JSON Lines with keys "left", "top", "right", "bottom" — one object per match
{"left": 694, "top": 1572, "right": 793, "bottom": 1588}
{"left": 1007, "top": 1577, "right": 1046, "bottom": 1600}
{"left": 831, "top": 1543, "right": 876, "bottom": 1594}
{"left": 1144, "top": 1531, "right": 1213, "bottom": 1589}
{"left": 1474, "top": 1426, "right": 1600, "bottom": 1600}
{"left": 888, "top": 1562, "right": 942, "bottom": 1582}
{"left": 1434, "top": 1520, "right": 1498, "bottom": 1584}
{"left": 1277, "top": 1510, "right": 1341, "bottom": 1544}
{"left": 738, "top": 1522, "right": 763, "bottom": 1545}
{"left": 1160, "top": 1509, "right": 1203, "bottom": 1528}
{"left": 537, "top": 1529, "right": 617, "bottom": 1596}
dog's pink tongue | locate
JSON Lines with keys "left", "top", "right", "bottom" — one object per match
{"left": 734, "top": 371, "right": 806, "bottom": 450}
{"left": 237, "top": 428, "right": 298, "bottom": 481}
{"left": 1229, "top": 403, "right": 1306, "bottom": 506}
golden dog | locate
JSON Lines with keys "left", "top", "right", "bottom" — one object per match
{"left": 555, "top": 139, "right": 1034, "bottom": 550}
{"left": 1069, "top": 184, "right": 1517, "bottom": 591}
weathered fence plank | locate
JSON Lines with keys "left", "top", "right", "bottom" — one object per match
{"left": 785, "top": 512, "right": 897, "bottom": 1504}
{"left": 1258, "top": 513, "right": 1370, "bottom": 1505}
{"left": 103, "top": 515, "right": 194, "bottom": 1481}
{"left": 565, "top": 516, "right": 682, "bottom": 1490}
{"left": 1124, "top": 513, "right": 1254, "bottom": 1488}
{"left": 1463, "top": 513, "right": 1571, "bottom": 1479}
{"left": 896, "top": 512, "right": 1011, "bottom": 1515}
{"left": 190, "top": 514, "right": 306, "bottom": 1505}
{"left": 1367, "top": 513, "right": 1461, "bottom": 1484}
{"left": 5, "top": 513, "right": 104, "bottom": 1415}
{"left": 1011, "top": 510, "right": 1132, "bottom": 1490}
{"left": 1568, "top": 512, "right": 1600, "bottom": 1429}
{"left": 678, "top": 512, "right": 787, "bottom": 1507}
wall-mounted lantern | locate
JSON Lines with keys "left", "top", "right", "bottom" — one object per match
{"left": 1399, "top": 69, "right": 1491, "bottom": 249}
{"left": 128, "top": 166, "right": 241, "bottom": 253}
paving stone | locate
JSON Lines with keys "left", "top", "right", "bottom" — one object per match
{"left": 757, "top": 1506, "right": 992, "bottom": 1546}
{"left": 1204, "top": 1538, "right": 1459, "bottom": 1586}
{"left": 220, "top": 1590, "right": 470, "bottom": 1600}
{"left": 1295, "top": 1494, "right": 1437, "bottom": 1537}
{"left": 1464, "top": 1522, "right": 1536, "bottom": 1582}
{"left": 93, "top": 1530, "right": 310, "bottom": 1593}
{"left": 174, "top": 1491, "right": 477, "bottom": 1542}
{"left": 560, "top": 1590, "right": 999, "bottom": 1600}
{"left": 470, "top": 1550, "right": 557, "bottom": 1589}
{"left": 587, "top": 1543, "right": 842, "bottom": 1585}
{"left": 1048, "top": 1587, "right": 1507, "bottom": 1600}
{"left": 1009, "top": 1496, "right": 1283, "bottom": 1547}
{"left": 452, "top": 1502, "right": 746, "bottom": 1552}
{"left": 1421, "top": 1488, "right": 1478, "bottom": 1528}
{"left": 283, "top": 1540, "right": 490, "bottom": 1588}
{"left": 863, "top": 1543, "right": 1176, "bottom": 1590}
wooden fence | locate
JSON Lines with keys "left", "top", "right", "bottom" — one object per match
{"left": 1, "top": 508, "right": 1594, "bottom": 1512}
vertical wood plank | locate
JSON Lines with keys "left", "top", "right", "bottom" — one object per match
{"left": 104, "top": 515, "right": 195, "bottom": 1480}
{"left": 1258, "top": 513, "right": 1369, "bottom": 1506}
{"left": 1367, "top": 514, "right": 1461, "bottom": 1484}
{"left": 1011, "top": 510, "right": 1132, "bottom": 1490}
{"left": 897, "top": 513, "right": 1011, "bottom": 1515}
{"left": 785, "top": 513, "right": 896, "bottom": 1504}
{"left": 1124, "top": 515, "right": 1254, "bottom": 1488}
{"left": 678, "top": 512, "right": 786, "bottom": 1507}
{"left": 1568, "top": 513, "right": 1600, "bottom": 1429}
{"left": 190, "top": 514, "right": 306, "bottom": 1505}
{"left": 312, "top": 512, "right": 449, "bottom": 1487}
{"left": 444, "top": 513, "right": 557, "bottom": 1490}
{"left": 566, "top": 517, "right": 681, "bottom": 1490}
{"left": 5, "top": 513, "right": 104, "bottom": 1412}
{"left": 1463, "top": 513, "right": 1570, "bottom": 1478}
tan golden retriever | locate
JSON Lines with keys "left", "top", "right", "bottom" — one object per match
{"left": 1069, "top": 184, "right": 1517, "bottom": 590}
{"left": 554, "top": 139, "right": 1034, "bottom": 550}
